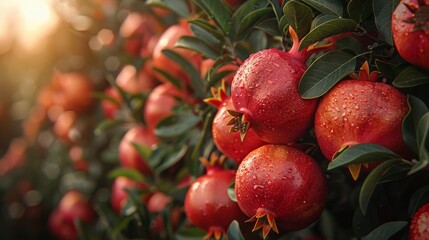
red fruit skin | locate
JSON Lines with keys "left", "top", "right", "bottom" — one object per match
{"left": 49, "top": 190, "right": 94, "bottom": 240}
{"left": 111, "top": 177, "right": 148, "bottom": 214}
{"left": 144, "top": 83, "right": 188, "bottom": 130}
{"left": 235, "top": 145, "right": 327, "bottom": 232}
{"left": 410, "top": 202, "right": 429, "bottom": 240}
{"left": 184, "top": 169, "right": 246, "bottom": 233}
{"left": 101, "top": 86, "right": 122, "bottom": 119}
{"left": 392, "top": 0, "right": 429, "bottom": 70}
{"left": 152, "top": 21, "right": 201, "bottom": 85}
{"left": 314, "top": 80, "right": 411, "bottom": 161}
{"left": 231, "top": 48, "right": 318, "bottom": 144}
{"left": 118, "top": 127, "right": 158, "bottom": 175}
{"left": 213, "top": 98, "right": 266, "bottom": 164}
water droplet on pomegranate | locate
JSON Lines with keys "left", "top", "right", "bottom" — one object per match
{"left": 267, "top": 181, "right": 272, "bottom": 185}
{"left": 287, "top": 168, "right": 292, "bottom": 173}
{"left": 253, "top": 175, "right": 257, "bottom": 180}
{"left": 420, "top": 49, "right": 425, "bottom": 53}
{"left": 253, "top": 184, "right": 264, "bottom": 190}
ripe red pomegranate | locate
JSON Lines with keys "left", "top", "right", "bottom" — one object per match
{"left": 50, "top": 71, "right": 95, "bottom": 113}
{"left": 410, "top": 202, "right": 429, "bottom": 240}
{"left": 184, "top": 153, "right": 247, "bottom": 239}
{"left": 101, "top": 86, "right": 122, "bottom": 119}
{"left": 111, "top": 177, "right": 148, "bottom": 214}
{"left": 235, "top": 144, "right": 327, "bottom": 239}
{"left": 204, "top": 81, "right": 266, "bottom": 164}
{"left": 200, "top": 59, "right": 239, "bottom": 85}
{"left": 392, "top": 0, "right": 429, "bottom": 70}
{"left": 230, "top": 27, "right": 320, "bottom": 144}
{"left": 146, "top": 192, "right": 182, "bottom": 234}
{"left": 314, "top": 63, "right": 411, "bottom": 179}
{"left": 49, "top": 190, "right": 95, "bottom": 240}
{"left": 118, "top": 127, "right": 158, "bottom": 175}
{"left": 53, "top": 111, "right": 77, "bottom": 143}
{"left": 152, "top": 20, "right": 201, "bottom": 85}
{"left": 144, "top": 82, "right": 189, "bottom": 130}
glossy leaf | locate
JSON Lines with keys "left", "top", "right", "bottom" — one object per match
{"left": 176, "top": 36, "right": 219, "bottom": 60}
{"left": 283, "top": 1, "right": 313, "bottom": 39}
{"left": 411, "top": 112, "right": 429, "bottom": 174}
{"left": 299, "top": 50, "right": 360, "bottom": 99}
{"left": 301, "top": 0, "right": 344, "bottom": 16}
{"left": 312, "top": 14, "right": 339, "bottom": 27}
{"left": 227, "top": 220, "right": 245, "bottom": 240}
{"left": 362, "top": 221, "right": 407, "bottom": 240}
{"left": 402, "top": 95, "right": 429, "bottom": 155}
{"left": 155, "top": 112, "right": 201, "bottom": 138}
{"left": 375, "top": 60, "right": 403, "bottom": 80}
{"left": 152, "top": 67, "right": 183, "bottom": 90}
{"left": 408, "top": 185, "right": 429, "bottom": 217}
{"left": 299, "top": 18, "right": 358, "bottom": 51}
{"left": 131, "top": 142, "right": 152, "bottom": 161}
{"left": 236, "top": 7, "right": 274, "bottom": 40}
{"left": 334, "top": 36, "right": 366, "bottom": 54}
{"left": 255, "top": 18, "right": 282, "bottom": 36}
{"left": 108, "top": 168, "right": 146, "bottom": 182}
{"left": 393, "top": 65, "right": 429, "bottom": 88}
{"left": 161, "top": 49, "right": 205, "bottom": 97}
{"left": 189, "top": 23, "right": 222, "bottom": 46}
{"left": 373, "top": 0, "right": 399, "bottom": 46}
{"left": 327, "top": 143, "right": 400, "bottom": 170}
{"left": 189, "top": 19, "right": 223, "bottom": 40}
{"left": 347, "top": 0, "right": 372, "bottom": 23}
{"left": 146, "top": 0, "right": 189, "bottom": 18}
{"left": 156, "top": 145, "right": 188, "bottom": 174}
{"left": 359, "top": 159, "right": 402, "bottom": 214}
{"left": 192, "top": 0, "right": 232, "bottom": 35}
{"left": 230, "top": 0, "right": 270, "bottom": 39}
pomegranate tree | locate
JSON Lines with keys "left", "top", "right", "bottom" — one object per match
{"left": 235, "top": 144, "right": 327, "bottom": 238}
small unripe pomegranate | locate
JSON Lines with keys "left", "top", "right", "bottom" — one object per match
{"left": 410, "top": 202, "right": 429, "bottom": 240}
{"left": 235, "top": 144, "right": 327, "bottom": 239}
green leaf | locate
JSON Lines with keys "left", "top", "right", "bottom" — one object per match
{"left": 161, "top": 49, "right": 206, "bottom": 97}
{"left": 227, "top": 220, "right": 245, "bottom": 240}
{"left": 176, "top": 36, "right": 219, "bottom": 60}
{"left": 94, "top": 119, "right": 128, "bottom": 135}
{"left": 362, "top": 221, "right": 407, "bottom": 240}
{"left": 299, "top": 50, "right": 361, "bottom": 99}
{"left": 312, "top": 14, "right": 339, "bottom": 27}
{"left": 236, "top": 7, "right": 274, "bottom": 40}
{"left": 373, "top": 0, "right": 400, "bottom": 46}
{"left": 189, "top": 19, "right": 224, "bottom": 40}
{"left": 146, "top": 0, "right": 189, "bottom": 18}
{"left": 411, "top": 112, "right": 429, "bottom": 174}
{"left": 347, "top": 0, "right": 372, "bottom": 23}
{"left": 192, "top": 0, "right": 232, "bottom": 35}
{"left": 189, "top": 23, "right": 221, "bottom": 46}
{"left": 402, "top": 95, "right": 429, "bottom": 155}
{"left": 156, "top": 145, "right": 188, "bottom": 174}
{"left": 131, "top": 142, "right": 152, "bottom": 161}
{"left": 155, "top": 112, "right": 201, "bottom": 138}
{"left": 175, "top": 228, "right": 206, "bottom": 240}
{"left": 334, "top": 36, "right": 366, "bottom": 54}
{"left": 152, "top": 67, "right": 183, "bottom": 90}
{"left": 378, "top": 162, "right": 412, "bottom": 184}
{"left": 230, "top": 0, "right": 270, "bottom": 39}
{"left": 255, "top": 18, "right": 282, "bottom": 36}
{"left": 359, "top": 159, "right": 402, "bottom": 214}
{"left": 299, "top": 18, "right": 358, "bottom": 51}
{"left": 375, "top": 60, "right": 403, "bottom": 80}
{"left": 301, "top": 0, "right": 344, "bottom": 16}
{"left": 247, "top": 29, "right": 268, "bottom": 53}
{"left": 108, "top": 168, "right": 146, "bottom": 182}
{"left": 393, "top": 65, "right": 429, "bottom": 88}
{"left": 408, "top": 185, "right": 429, "bottom": 217}
{"left": 283, "top": 1, "right": 313, "bottom": 40}
{"left": 228, "top": 179, "right": 237, "bottom": 202}
{"left": 327, "top": 143, "right": 400, "bottom": 170}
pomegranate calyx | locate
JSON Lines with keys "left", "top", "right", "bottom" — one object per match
{"left": 226, "top": 110, "right": 250, "bottom": 142}
{"left": 350, "top": 61, "right": 379, "bottom": 82}
{"left": 203, "top": 80, "right": 229, "bottom": 109}
{"left": 203, "top": 227, "right": 225, "bottom": 240}
{"left": 246, "top": 208, "right": 279, "bottom": 239}
{"left": 348, "top": 163, "right": 362, "bottom": 181}
{"left": 403, "top": 1, "right": 429, "bottom": 32}
{"left": 199, "top": 152, "right": 226, "bottom": 173}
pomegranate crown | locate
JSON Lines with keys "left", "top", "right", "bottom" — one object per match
{"left": 402, "top": 0, "right": 429, "bottom": 32}
{"left": 203, "top": 80, "right": 229, "bottom": 109}
{"left": 349, "top": 61, "right": 379, "bottom": 82}
{"left": 199, "top": 152, "right": 226, "bottom": 174}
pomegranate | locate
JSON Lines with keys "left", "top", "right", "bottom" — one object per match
{"left": 392, "top": 0, "right": 429, "bottom": 70}
{"left": 204, "top": 81, "right": 266, "bottom": 164}
{"left": 410, "top": 202, "right": 429, "bottom": 240}
{"left": 111, "top": 176, "right": 148, "bottom": 214}
{"left": 53, "top": 111, "right": 77, "bottom": 143}
{"left": 144, "top": 82, "right": 189, "bottom": 130}
{"left": 314, "top": 63, "right": 411, "bottom": 179}
{"left": 235, "top": 144, "right": 327, "bottom": 239}
{"left": 184, "top": 153, "right": 247, "bottom": 239}
{"left": 229, "top": 27, "right": 320, "bottom": 144}
{"left": 118, "top": 126, "right": 158, "bottom": 175}
{"left": 152, "top": 20, "right": 201, "bottom": 85}
{"left": 101, "top": 86, "right": 122, "bottom": 119}
{"left": 48, "top": 190, "right": 95, "bottom": 240}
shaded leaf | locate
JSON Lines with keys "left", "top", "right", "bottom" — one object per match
{"left": 108, "top": 168, "right": 146, "bottom": 182}
{"left": 156, "top": 145, "right": 188, "bottom": 174}
{"left": 408, "top": 185, "right": 429, "bottom": 217}
{"left": 236, "top": 7, "right": 274, "bottom": 40}
{"left": 94, "top": 119, "right": 129, "bottom": 135}
{"left": 228, "top": 179, "right": 237, "bottom": 202}
{"left": 155, "top": 112, "right": 201, "bottom": 138}
{"left": 373, "top": 0, "right": 400, "bottom": 46}
{"left": 131, "top": 142, "right": 152, "bottom": 160}
{"left": 190, "top": 23, "right": 222, "bottom": 46}
{"left": 403, "top": 95, "right": 429, "bottom": 155}
{"left": 410, "top": 112, "right": 429, "bottom": 174}
{"left": 327, "top": 143, "right": 400, "bottom": 170}
{"left": 153, "top": 67, "right": 183, "bottom": 90}
{"left": 176, "top": 36, "right": 219, "bottom": 60}
{"left": 192, "top": 0, "right": 232, "bottom": 35}
{"left": 378, "top": 162, "right": 412, "bottom": 183}
{"left": 227, "top": 220, "right": 245, "bottom": 240}
{"left": 301, "top": 0, "right": 344, "bottom": 16}
{"left": 362, "top": 221, "right": 407, "bottom": 240}
{"left": 299, "top": 18, "right": 358, "bottom": 51}
{"left": 255, "top": 18, "right": 282, "bottom": 36}
{"left": 189, "top": 19, "right": 224, "bottom": 40}
{"left": 347, "top": 0, "right": 373, "bottom": 23}
{"left": 359, "top": 159, "right": 402, "bottom": 214}
{"left": 299, "top": 50, "right": 362, "bottom": 99}
{"left": 230, "top": 0, "right": 270, "bottom": 39}
{"left": 375, "top": 59, "right": 403, "bottom": 80}
{"left": 312, "top": 14, "right": 339, "bottom": 27}
{"left": 146, "top": 0, "right": 189, "bottom": 18}
{"left": 283, "top": 1, "right": 313, "bottom": 39}
{"left": 393, "top": 65, "right": 429, "bottom": 88}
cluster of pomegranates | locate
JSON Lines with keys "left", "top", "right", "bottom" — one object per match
{"left": 13, "top": 0, "right": 427, "bottom": 239}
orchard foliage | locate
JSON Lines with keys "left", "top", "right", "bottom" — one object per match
{"left": 1, "top": 0, "right": 429, "bottom": 240}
